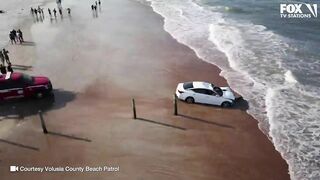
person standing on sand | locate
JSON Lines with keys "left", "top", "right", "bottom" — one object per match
{"left": 48, "top": 8, "right": 52, "bottom": 16}
{"left": 30, "top": 7, "right": 34, "bottom": 15}
{"left": 16, "top": 31, "right": 21, "bottom": 44}
{"left": 53, "top": 8, "right": 57, "bottom": 17}
{"left": 9, "top": 31, "right": 16, "bottom": 44}
{"left": 58, "top": 8, "right": 63, "bottom": 16}
{"left": 93, "top": 5, "right": 98, "bottom": 17}
{"left": 34, "top": 9, "right": 38, "bottom": 16}
{"left": 37, "top": 6, "right": 41, "bottom": 18}
{"left": 91, "top": 5, "right": 97, "bottom": 18}
{"left": 3, "top": 49, "right": 10, "bottom": 64}
{"left": 0, "top": 64, "right": 6, "bottom": 75}
{"left": 0, "top": 51, "right": 4, "bottom": 65}
{"left": 41, "top": 8, "right": 44, "bottom": 17}
{"left": 12, "top": 29, "right": 17, "bottom": 40}
{"left": 7, "top": 63, "right": 13, "bottom": 73}
{"left": 67, "top": 8, "right": 71, "bottom": 15}
{"left": 10, "top": 30, "right": 17, "bottom": 44}
{"left": 17, "top": 29, "right": 23, "bottom": 43}
{"left": 98, "top": 0, "right": 101, "bottom": 6}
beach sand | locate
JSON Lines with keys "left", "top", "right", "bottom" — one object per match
{"left": 0, "top": 0, "right": 289, "bottom": 179}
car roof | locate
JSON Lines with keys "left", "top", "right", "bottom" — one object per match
{"left": 0, "top": 72, "right": 23, "bottom": 82}
{"left": 192, "top": 81, "right": 213, "bottom": 90}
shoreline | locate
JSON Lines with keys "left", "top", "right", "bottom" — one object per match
{"left": 145, "top": 1, "right": 320, "bottom": 178}
{"left": 141, "top": 0, "right": 293, "bottom": 174}
{"left": 0, "top": 0, "right": 290, "bottom": 179}
{"left": 139, "top": 0, "right": 292, "bottom": 176}
{"left": 140, "top": 0, "right": 282, "bottom": 155}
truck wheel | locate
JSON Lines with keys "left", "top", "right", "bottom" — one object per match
{"left": 35, "top": 92, "right": 44, "bottom": 99}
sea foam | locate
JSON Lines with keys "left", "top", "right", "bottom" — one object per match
{"left": 285, "top": 70, "right": 298, "bottom": 84}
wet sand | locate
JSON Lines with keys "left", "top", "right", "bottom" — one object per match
{"left": 0, "top": 0, "right": 289, "bottom": 179}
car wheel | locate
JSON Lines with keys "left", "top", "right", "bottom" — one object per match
{"left": 185, "top": 97, "right": 195, "bottom": 104}
{"left": 35, "top": 92, "right": 44, "bottom": 99}
{"left": 221, "top": 102, "right": 231, "bottom": 108}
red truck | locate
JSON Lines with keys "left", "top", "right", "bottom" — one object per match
{"left": 0, "top": 72, "right": 52, "bottom": 101}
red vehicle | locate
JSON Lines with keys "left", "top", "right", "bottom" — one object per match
{"left": 0, "top": 72, "right": 52, "bottom": 101}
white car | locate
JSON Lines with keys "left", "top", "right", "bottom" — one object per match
{"left": 175, "top": 81, "right": 236, "bottom": 107}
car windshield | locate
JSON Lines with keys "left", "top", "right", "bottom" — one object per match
{"left": 183, "top": 82, "right": 193, "bottom": 89}
{"left": 22, "top": 74, "right": 34, "bottom": 84}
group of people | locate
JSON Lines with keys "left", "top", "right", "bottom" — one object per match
{"left": 48, "top": 7, "right": 71, "bottom": 17}
{"left": 30, "top": 6, "right": 45, "bottom": 17}
{"left": 91, "top": 0, "right": 102, "bottom": 17}
{"left": 31, "top": 6, "right": 71, "bottom": 19}
{"left": 0, "top": 48, "right": 13, "bottom": 75}
{"left": 48, "top": 8, "right": 60, "bottom": 18}
{"left": 91, "top": 0, "right": 102, "bottom": 11}
{"left": 9, "top": 29, "right": 24, "bottom": 44}
{"left": 3, "top": 1, "right": 104, "bottom": 75}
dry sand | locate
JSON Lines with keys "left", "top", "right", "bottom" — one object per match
{"left": 0, "top": 0, "right": 289, "bottom": 179}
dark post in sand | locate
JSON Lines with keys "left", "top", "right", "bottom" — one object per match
{"left": 173, "top": 94, "right": 178, "bottom": 115}
{"left": 132, "top": 98, "right": 137, "bottom": 119}
{"left": 39, "top": 110, "right": 48, "bottom": 134}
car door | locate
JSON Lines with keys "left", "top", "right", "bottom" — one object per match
{"left": 203, "top": 90, "right": 223, "bottom": 106}
{"left": 0, "top": 81, "right": 7, "bottom": 100}
{"left": 2, "top": 80, "right": 24, "bottom": 100}
{"left": 191, "top": 88, "right": 209, "bottom": 104}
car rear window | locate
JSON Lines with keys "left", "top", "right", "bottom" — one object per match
{"left": 22, "top": 74, "right": 33, "bottom": 84}
{"left": 183, "top": 82, "right": 193, "bottom": 89}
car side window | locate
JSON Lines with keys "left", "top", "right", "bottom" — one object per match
{"left": 191, "top": 89, "right": 197, "bottom": 93}
{"left": 0, "top": 82, "right": 6, "bottom": 90}
{"left": 205, "top": 90, "right": 215, "bottom": 95}
{"left": 5, "top": 80, "right": 22, "bottom": 89}
{"left": 192, "top": 89, "right": 207, "bottom": 94}
{"left": 191, "top": 89, "right": 200, "bottom": 94}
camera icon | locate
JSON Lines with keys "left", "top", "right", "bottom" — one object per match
{"left": 10, "top": 166, "right": 19, "bottom": 172}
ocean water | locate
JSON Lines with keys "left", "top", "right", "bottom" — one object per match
{"left": 140, "top": 0, "right": 320, "bottom": 179}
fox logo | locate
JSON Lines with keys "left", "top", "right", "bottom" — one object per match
{"left": 280, "top": 3, "right": 318, "bottom": 18}
{"left": 305, "top": 4, "right": 317, "bottom": 17}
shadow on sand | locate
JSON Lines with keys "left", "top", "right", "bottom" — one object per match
{"left": 47, "top": 131, "right": 92, "bottom": 142}
{"left": 0, "top": 89, "right": 76, "bottom": 120}
{"left": 20, "top": 41, "right": 36, "bottom": 46}
{"left": 136, "top": 117, "right": 186, "bottom": 131}
{"left": 181, "top": 96, "right": 249, "bottom": 111}
{"left": 231, "top": 97, "right": 249, "bottom": 111}
{"left": 12, "top": 64, "right": 33, "bottom": 71}
{"left": 178, "top": 114, "right": 234, "bottom": 129}
{"left": 0, "top": 139, "right": 39, "bottom": 151}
